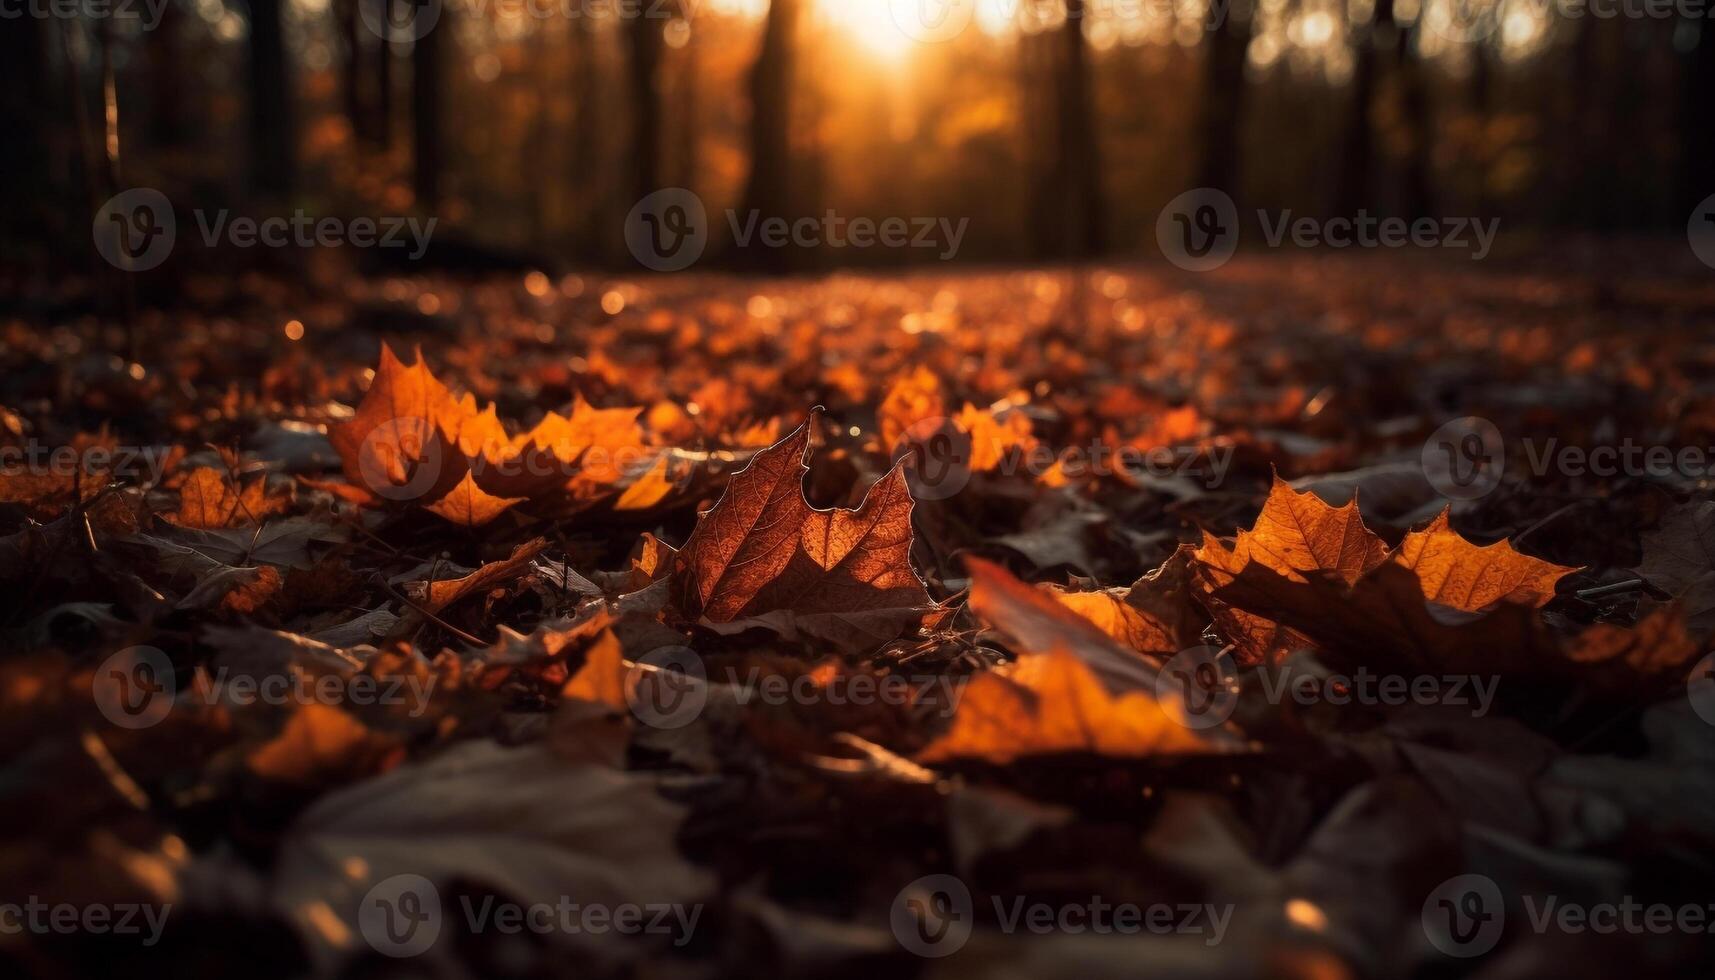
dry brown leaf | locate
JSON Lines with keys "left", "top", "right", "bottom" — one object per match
{"left": 964, "top": 557, "right": 1162, "bottom": 691}
{"left": 170, "top": 466, "right": 290, "bottom": 528}
{"left": 412, "top": 537, "right": 549, "bottom": 615}
{"left": 917, "top": 647, "right": 1222, "bottom": 764}
{"left": 614, "top": 453, "right": 677, "bottom": 511}
{"left": 1391, "top": 510, "right": 1574, "bottom": 609}
{"left": 560, "top": 629, "right": 629, "bottom": 711}
{"left": 1193, "top": 479, "right": 1574, "bottom": 664}
{"left": 1633, "top": 502, "right": 1715, "bottom": 637}
{"left": 669, "top": 418, "right": 932, "bottom": 653}
{"left": 424, "top": 471, "right": 525, "bottom": 527}
{"left": 328, "top": 343, "right": 472, "bottom": 506}
{"left": 247, "top": 702, "right": 402, "bottom": 787}
{"left": 1052, "top": 590, "right": 1183, "bottom": 658}
{"left": 329, "top": 345, "right": 644, "bottom": 514}
{"left": 1198, "top": 475, "right": 1389, "bottom": 587}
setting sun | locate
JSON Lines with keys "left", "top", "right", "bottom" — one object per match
{"left": 819, "top": 0, "right": 918, "bottom": 60}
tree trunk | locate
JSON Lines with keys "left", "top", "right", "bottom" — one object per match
{"left": 149, "top": 0, "right": 190, "bottom": 146}
{"left": 1054, "top": 0, "right": 1104, "bottom": 258}
{"left": 1395, "top": 16, "right": 1433, "bottom": 219}
{"left": 1195, "top": 0, "right": 1252, "bottom": 202}
{"left": 626, "top": 14, "right": 663, "bottom": 204}
{"left": 336, "top": 0, "right": 369, "bottom": 143}
{"left": 0, "top": 19, "right": 49, "bottom": 244}
{"left": 1680, "top": 28, "right": 1715, "bottom": 218}
{"left": 569, "top": 14, "right": 601, "bottom": 255}
{"left": 244, "top": 0, "right": 296, "bottom": 199}
{"left": 412, "top": 25, "right": 442, "bottom": 210}
{"left": 374, "top": 0, "right": 393, "bottom": 148}
{"left": 1336, "top": 0, "right": 1389, "bottom": 216}
{"left": 671, "top": 31, "right": 699, "bottom": 190}
{"left": 735, "top": 0, "right": 799, "bottom": 269}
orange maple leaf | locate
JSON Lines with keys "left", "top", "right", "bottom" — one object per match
{"left": 1192, "top": 478, "right": 1581, "bottom": 670}
{"left": 329, "top": 345, "right": 646, "bottom": 520}
{"left": 918, "top": 647, "right": 1229, "bottom": 764}
{"left": 669, "top": 416, "right": 933, "bottom": 654}
{"left": 170, "top": 466, "right": 291, "bottom": 528}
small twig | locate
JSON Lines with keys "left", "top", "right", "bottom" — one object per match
{"left": 1510, "top": 500, "right": 1584, "bottom": 548}
{"left": 1575, "top": 578, "right": 1646, "bottom": 600}
{"left": 373, "top": 573, "right": 489, "bottom": 648}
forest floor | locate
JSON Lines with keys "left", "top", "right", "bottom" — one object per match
{"left": 3, "top": 249, "right": 1715, "bottom": 978}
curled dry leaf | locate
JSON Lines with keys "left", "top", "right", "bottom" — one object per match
{"left": 668, "top": 417, "right": 933, "bottom": 654}
{"left": 918, "top": 647, "right": 1230, "bottom": 764}
{"left": 964, "top": 555, "right": 1160, "bottom": 692}
{"left": 1194, "top": 477, "right": 1578, "bottom": 665}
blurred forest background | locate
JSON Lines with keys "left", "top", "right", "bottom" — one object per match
{"left": 1, "top": 0, "right": 1712, "bottom": 277}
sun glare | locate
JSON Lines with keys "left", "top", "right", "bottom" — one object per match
{"left": 819, "top": 0, "right": 918, "bottom": 60}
